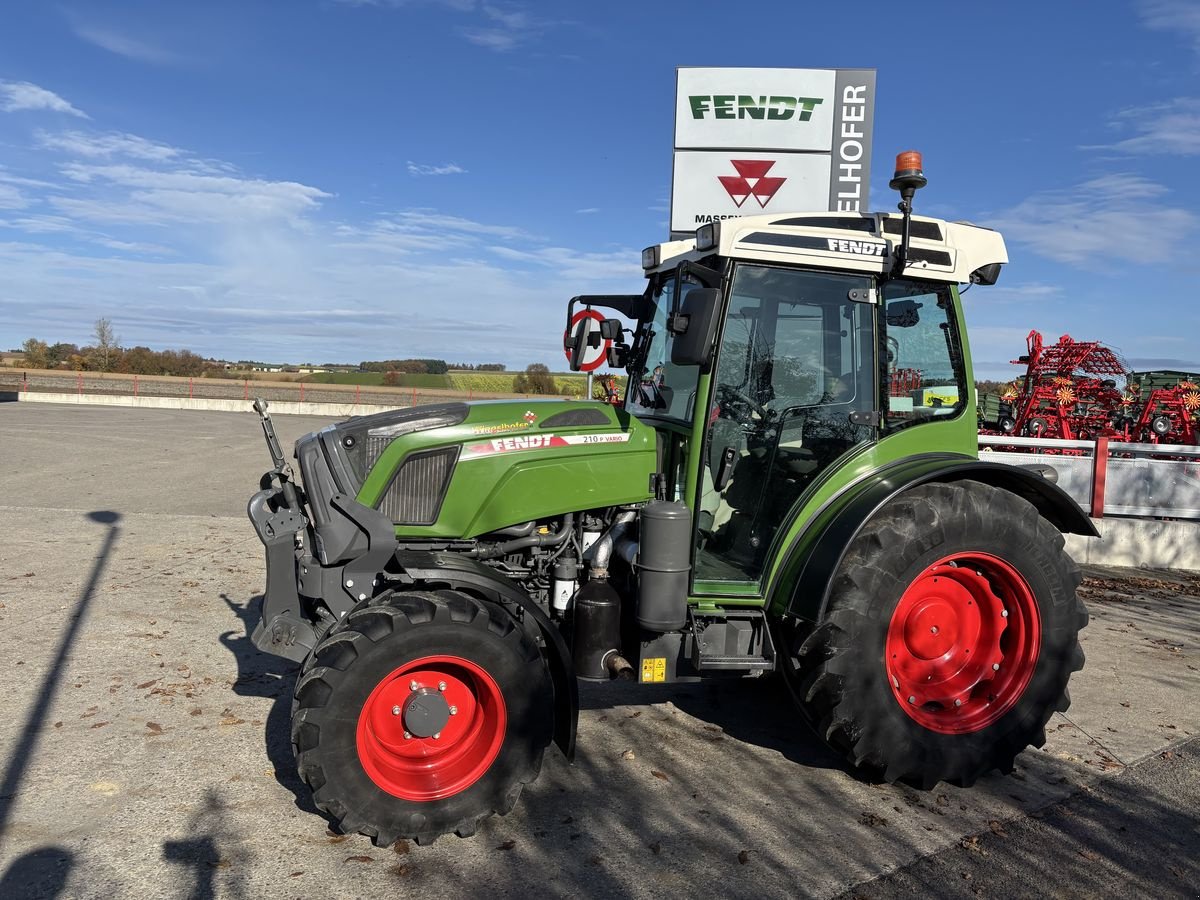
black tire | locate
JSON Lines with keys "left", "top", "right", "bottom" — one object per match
{"left": 777, "top": 480, "right": 1087, "bottom": 788}
{"left": 292, "top": 589, "right": 552, "bottom": 845}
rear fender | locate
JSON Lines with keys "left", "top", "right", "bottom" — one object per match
{"left": 777, "top": 456, "right": 1097, "bottom": 624}
{"left": 393, "top": 550, "right": 578, "bottom": 762}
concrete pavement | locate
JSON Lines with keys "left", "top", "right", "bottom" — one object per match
{"left": 0, "top": 403, "right": 1196, "bottom": 899}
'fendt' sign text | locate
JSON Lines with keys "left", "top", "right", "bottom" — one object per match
{"left": 688, "top": 95, "right": 824, "bottom": 122}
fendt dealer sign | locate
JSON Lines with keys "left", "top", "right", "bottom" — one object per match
{"left": 671, "top": 67, "right": 876, "bottom": 235}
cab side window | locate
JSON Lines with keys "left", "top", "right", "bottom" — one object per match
{"left": 882, "top": 281, "right": 965, "bottom": 432}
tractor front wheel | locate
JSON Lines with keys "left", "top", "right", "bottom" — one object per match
{"left": 292, "top": 590, "right": 553, "bottom": 845}
{"left": 778, "top": 480, "right": 1087, "bottom": 787}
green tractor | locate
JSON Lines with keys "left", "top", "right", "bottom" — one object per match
{"left": 248, "top": 153, "right": 1093, "bottom": 845}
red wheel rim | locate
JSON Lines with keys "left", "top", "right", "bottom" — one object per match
{"left": 356, "top": 655, "right": 506, "bottom": 801}
{"left": 886, "top": 553, "right": 1041, "bottom": 734}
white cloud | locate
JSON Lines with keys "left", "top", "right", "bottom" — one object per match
{"left": 0, "top": 185, "right": 29, "bottom": 210}
{"left": 962, "top": 281, "right": 1063, "bottom": 305}
{"left": 1088, "top": 98, "right": 1200, "bottom": 156}
{"left": 406, "top": 161, "right": 467, "bottom": 176}
{"left": 461, "top": 4, "right": 561, "bottom": 51}
{"left": 575, "top": 207, "right": 599, "bottom": 214}
{"left": 70, "top": 23, "right": 181, "bottom": 65}
{"left": 38, "top": 130, "right": 186, "bottom": 162}
{"left": 1138, "top": 0, "right": 1200, "bottom": 52}
{"left": 989, "top": 174, "right": 1197, "bottom": 265}
{"left": 55, "top": 163, "right": 331, "bottom": 226}
{"left": 0, "top": 81, "right": 88, "bottom": 118}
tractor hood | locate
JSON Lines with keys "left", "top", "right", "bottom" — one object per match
{"left": 294, "top": 399, "right": 657, "bottom": 539}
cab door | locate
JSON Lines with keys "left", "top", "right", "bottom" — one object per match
{"left": 695, "top": 264, "right": 877, "bottom": 584}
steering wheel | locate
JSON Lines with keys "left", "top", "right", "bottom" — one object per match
{"left": 716, "top": 384, "right": 769, "bottom": 424}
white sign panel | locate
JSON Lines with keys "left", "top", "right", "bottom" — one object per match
{"left": 671, "top": 152, "right": 832, "bottom": 233}
{"left": 671, "top": 67, "right": 875, "bottom": 234}
{"left": 675, "top": 68, "right": 837, "bottom": 151}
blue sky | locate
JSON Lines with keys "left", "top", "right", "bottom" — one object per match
{"left": 1, "top": 0, "right": 1198, "bottom": 377}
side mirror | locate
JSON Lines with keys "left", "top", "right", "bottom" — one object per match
{"left": 607, "top": 344, "right": 629, "bottom": 368}
{"left": 670, "top": 288, "right": 721, "bottom": 367}
{"left": 885, "top": 298, "right": 922, "bottom": 327}
{"left": 599, "top": 318, "right": 623, "bottom": 340}
{"left": 566, "top": 317, "right": 590, "bottom": 371}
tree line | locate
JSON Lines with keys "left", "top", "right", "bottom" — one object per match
{"left": 19, "top": 319, "right": 213, "bottom": 377}
{"left": 358, "top": 359, "right": 507, "bottom": 374}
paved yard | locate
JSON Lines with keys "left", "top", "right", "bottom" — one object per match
{"left": 1, "top": 403, "right": 1197, "bottom": 899}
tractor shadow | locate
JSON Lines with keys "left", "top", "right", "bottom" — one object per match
{"left": 579, "top": 675, "right": 852, "bottom": 776}
{"left": 218, "top": 593, "right": 317, "bottom": 815}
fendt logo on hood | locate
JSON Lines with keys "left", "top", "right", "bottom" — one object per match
{"left": 719, "top": 160, "right": 786, "bottom": 209}
{"left": 689, "top": 95, "right": 823, "bottom": 122}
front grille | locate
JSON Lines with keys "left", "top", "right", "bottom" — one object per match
{"left": 378, "top": 447, "right": 458, "bottom": 525}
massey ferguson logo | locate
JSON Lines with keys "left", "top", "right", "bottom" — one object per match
{"left": 719, "top": 160, "right": 786, "bottom": 209}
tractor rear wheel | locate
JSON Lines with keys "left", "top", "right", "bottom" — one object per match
{"left": 778, "top": 480, "right": 1087, "bottom": 788}
{"left": 292, "top": 590, "right": 552, "bottom": 845}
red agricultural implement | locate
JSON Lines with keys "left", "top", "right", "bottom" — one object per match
{"left": 1123, "top": 379, "right": 1200, "bottom": 444}
{"left": 992, "top": 331, "right": 1127, "bottom": 440}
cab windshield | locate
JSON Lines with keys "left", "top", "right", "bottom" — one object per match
{"left": 624, "top": 270, "right": 704, "bottom": 423}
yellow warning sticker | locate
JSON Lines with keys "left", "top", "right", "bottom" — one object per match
{"left": 641, "top": 657, "right": 667, "bottom": 683}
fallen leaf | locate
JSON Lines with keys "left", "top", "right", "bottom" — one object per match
{"left": 860, "top": 812, "right": 888, "bottom": 827}
{"left": 1160, "top": 750, "right": 1178, "bottom": 760}
{"left": 53, "top": 722, "right": 62, "bottom": 729}
{"left": 960, "top": 835, "right": 986, "bottom": 856}
{"left": 288, "top": 872, "right": 304, "bottom": 878}
{"left": 220, "top": 716, "right": 246, "bottom": 726}
{"left": 621, "top": 749, "right": 636, "bottom": 761}
{"left": 651, "top": 770, "right": 670, "bottom": 782}
{"left": 936, "top": 794, "right": 949, "bottom": 806}
{"left": 90, "top": 722, "right": 109, "bottom": 729}
{"left": 495, "top": 840, "right": 516, "bottom": 851}
{"left": 392, "top": 839, "right": 410, "bottom": 855}
{"left": 737, "top": 850, "right": 752, "bottom": 864}
{"left": 327, "top": 834, "right": 351, "bottom": 845}
{"left": 988, "top": 820, "right": 1006, "bottom": 837}
{"left": 344, "top": 855, "right": 373, "bottom": 863}
{"left": 1120, "top": 701, "right": 1131, "bottom": 708}
{"left": 189, "top": 708, "right": 203, "bottom": 717}
{"left": 627, "top": 710, "right": 642, "bottom": 718}
{"left": 1078, "top": 849, "right": 1098, "bottom": 861}
{"left": 136, "top": 679, "right": 159, "bottom": 690}
{"left": 390, "top": 863, "right": 415, "bottom": 876}
{"left": 146, "top": 722, "right": 164, "bottom": 735}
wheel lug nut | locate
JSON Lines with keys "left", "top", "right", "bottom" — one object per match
{"left": 432, "top": 732, "right": 441, "bottom": 740}
{"left": 449, "top": 706, "right": 458, "bottom": 716}
{"left": 1001, "top": 609, "right": 1009, "bottom": 618}
{"left": 403, "top": 731, "right": 411, "bottom": 740}
{"left": 954, "top": 699, "right": 963, "bottom": 707}
{"left": 907, "top": 695, "right": 916, "bottom": 704}
{"left": 438, "top": 681, "right": 447, "bottom": 692}
{"left": 410, "top": 680, "right": 419, "bottom": 691}
{"left": 930, "top": 626, "right": 939, "bottom": 635}
{"left": 391, "top": 705, "right": 401, "bottom": 715}
{"left": 992, "top": 663, "right": 1000, "bottom": 671}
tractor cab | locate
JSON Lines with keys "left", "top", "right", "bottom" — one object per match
{"left": 566, "top": 155, "right": 1010, "bottom": 592}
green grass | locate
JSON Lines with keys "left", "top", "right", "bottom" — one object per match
{"left": 300, "top": 372, "right": 386, "bottom": 385}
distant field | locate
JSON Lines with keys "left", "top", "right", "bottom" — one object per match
{"left": 301, "top": 372, "right": 387, "bottom": 385}
{"left": 300, "top": 369, "right": 626, "bottom": 397}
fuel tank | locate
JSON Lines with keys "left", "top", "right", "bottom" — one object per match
{"left": 294, "top": 399, "right": 656, "bottom": 539}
